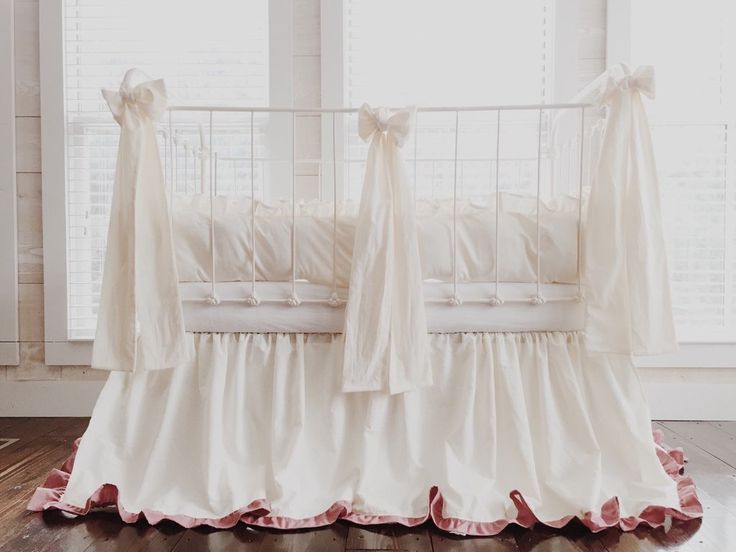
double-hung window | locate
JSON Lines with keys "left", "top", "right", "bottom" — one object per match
{"left": 41, "top": 0, "right": 292, "bottom": 361}
{"left": 609, "top": 0, "right": 736, "bottom": 366}
{"left": 322, "top": 0, "right": 582, "bottom": 202}
{"left": 50, "top": 1, "right": 724, "bottom": 365}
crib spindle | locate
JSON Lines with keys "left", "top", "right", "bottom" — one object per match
{"left": 167, "top": 113, "right": 174, "bottom": 213}
{"left": 245, "top": 111, "right": 260, "bottom": 306}
{"left": 328, "top": 112, "right": 341, "bottom": 307}
{"left": 173, "top": 130, "right": 181, "bottom": 196}
{"left": 448, "top": 110, "right": 462, "bottom": 306}
{"left": 166, "top": 120, "right": 176, "bottom": 273}
{"left": 490, "top": 109, "right": 503, "bottom": 306}
{"left": 288, "top": 112, "right": 301, "bottom": 307}
{"left": 200, "top": 125, "right": 207, "bottom": 195}
{"left": 206, "top": 112, "right": 219, "bottom": 305}
{"left": 183, "top": 140, "right": 190, "bottom": 194}
{"left": 210, "top": 153, "right": 219, "bottom": 298}
{"left": 576, "top": 107, "right": 586, "bottom": 301}
{"left": 531, "top": 108, "right": 545, "bottom": 306}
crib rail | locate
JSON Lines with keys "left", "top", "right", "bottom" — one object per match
{"left": 163, "top": 103, "right": 596, "bottom": 308}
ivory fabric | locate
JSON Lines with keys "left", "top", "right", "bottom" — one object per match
{"left": 171, "top": 193, "right": 583, "bottom": 287}
{"left": 581, "top": 65, "right": 677, "bottom": 355}
{"left": 92, "top": 69, "right": 191, "bottom": 372}
{"left": 342, "top": 105, "right": 430, "bottom": 394}
{"left": 55, "top": 332, "right": 687, "bottom": 528}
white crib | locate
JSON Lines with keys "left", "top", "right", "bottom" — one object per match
{"left": 29, "top": 66, "right": 702, "bottom": 535}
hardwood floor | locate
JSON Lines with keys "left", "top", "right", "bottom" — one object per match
{"left": 0, "top": 418, "right": 733, "bottom": 551}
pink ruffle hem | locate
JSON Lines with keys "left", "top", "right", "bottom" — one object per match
{"left": 27, "top": 429, "right": 702, "bottom": 536}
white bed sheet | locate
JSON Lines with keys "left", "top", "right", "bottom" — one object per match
{"left": 172, "top": 194, "right": 583, "bottom": 287}
{"left": 181, "top": 282, "right": 583, "bottom": 333}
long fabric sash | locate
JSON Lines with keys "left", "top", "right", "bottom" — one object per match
{"left": 581, "top": 64, "right": 678, "bottom": 354}
{"left": 342, "top": 104, "right": 431, "bottom": 394}
{"left": 92, "top": 69, "right": 191, "bottom": 372}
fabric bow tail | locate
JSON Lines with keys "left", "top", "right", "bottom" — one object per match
{"left": 91, "top": 68, "right": 192, "bottom": 372}
{"left": 342, "top": 104, "right": 431, "bottom": 394}
{"left": 581, "top": 64, "right": 677, "bottom": 355}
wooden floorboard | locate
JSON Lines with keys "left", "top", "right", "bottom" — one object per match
{"left": 658, "top": 421, "right": 736, "bottom": 469}
{"left": 431, "top": 528, "right": 520, "bottom": 552}
{"left": 654, "top": 422, "right": 736, "bottom": 517}
{"left": 0, "top": 418, "right": 731, "bottom": 551}
{"left": 346, "top": 523, "right": 433, "bottom": 551}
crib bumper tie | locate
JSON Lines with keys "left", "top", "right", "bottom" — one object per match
{"left": 92, "top": 69, "right": 192, "bottom": 373}
{"left": 342, "top": 104, "right": 431, "bottom": 395}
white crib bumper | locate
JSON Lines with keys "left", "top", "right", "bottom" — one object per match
{"left": 180, "top": 281, "right": 584, "bottom": 334}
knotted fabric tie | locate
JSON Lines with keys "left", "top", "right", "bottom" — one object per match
{"left": 596, "top": 64, "right": 655, "bottom": 107}
{"left": 358, "top": 105, "right": 413, "bottom": 146}
{"left": 102, "top": 70, "right": 167, "bottom": 127}
{"left": 92, "top": 68, "right": 192, "bottom": 372}
{"left": 342, "top": 104, "right": 431, "bottom": 394}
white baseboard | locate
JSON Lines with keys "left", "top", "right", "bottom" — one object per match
{"left": 0, "top": 380, "right": 104, "bottom": 416}
{"left": 2, "top": 369, "right": 735, "bottom": 419}
{"left": 640, "top": 367, "right": 736, "bottom": 421}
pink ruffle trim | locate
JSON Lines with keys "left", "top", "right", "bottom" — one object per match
{"left": 28, "top": 429, "right": 702, "bottom": 536}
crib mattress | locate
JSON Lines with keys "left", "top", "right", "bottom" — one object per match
{"left": 173, "top": 194, "right": 583, "bottom": 287}
{"left": 181, "top": 282, "right": 584, "bottom": 333}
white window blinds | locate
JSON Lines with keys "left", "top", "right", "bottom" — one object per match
{"left": 341, "top": 0, "right": 557, "bottom": 202}
{"left": 344, "top": 0, "right": 551, "bottom": 107}
{"left": 63, "top": 0, "right": 269, "bottom": 339}
{"left": 628, "top": 0, "right": 736, "bottom": 342}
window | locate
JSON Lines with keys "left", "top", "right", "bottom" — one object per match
{"left": 610, "top": 0, "right": 736, "bottom": 346}
{"left": 323, "top": 0, "right": 581, "bottom": 203}
{"left": 64, "top": 0, "right": 270, "bottom": 339}
{"left": 41, "top": 0, "right": 291, "bottom": 356}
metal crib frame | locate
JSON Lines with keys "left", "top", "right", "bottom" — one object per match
{"left": 162, "top": 103, "right": 594, "bottom": 308}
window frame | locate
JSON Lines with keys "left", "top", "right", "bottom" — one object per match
{"left": 0, "top": 0, "right": 19, "bottom": 365}
{"left": 39, "top": 0, "right": 294, "bottom": 364}
{"left": 607, "top": 0, "right": 736, "bottom": 368}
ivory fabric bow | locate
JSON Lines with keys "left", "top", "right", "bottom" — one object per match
{"left": 92, "top": 69, "right": 191, "bottom": 372}
{"left": 342, "top": 104, "right": 431, "bottom": 394}
{"left": 358, "top": 104, "right": 413, "bottom": 148}
{"left": 596, "top": 64, "right": 655, "bottom": 106}
{"left": 101, "top": 68, "right": 167, "bottom": 126}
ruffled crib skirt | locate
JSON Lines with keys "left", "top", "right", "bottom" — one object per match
{"left": 29, "top": 332, "right": 701, "bottom": 534}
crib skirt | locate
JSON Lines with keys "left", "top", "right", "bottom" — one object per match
{"left": 29, "top": 332, "right": 701, "bottom": 534}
